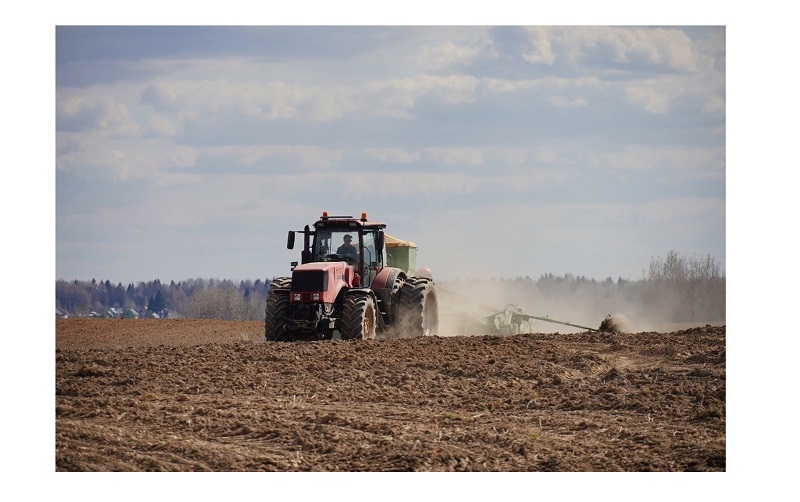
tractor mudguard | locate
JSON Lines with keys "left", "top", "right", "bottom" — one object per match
{"left": 371, "top": 267, "right": 405, "bottom": 290}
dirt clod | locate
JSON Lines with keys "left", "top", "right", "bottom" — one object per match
{"left": 598, "top": 315, "right": 620, "bottom": 333}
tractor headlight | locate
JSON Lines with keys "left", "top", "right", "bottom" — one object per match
{"left": 293, "top": 293, "right": 301, "bottom": 301}
{"left": 312, "top": 293, "right": 321, "bottom": 301}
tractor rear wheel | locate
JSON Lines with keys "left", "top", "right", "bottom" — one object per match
{"left": 340, "top": 292, "right": 377, "bottom": 340}
{"left": 265, "top": 277, "right": 292, "bottom": 341}
{"left": 397, "top": 277, "right": 438, "bottom": 337}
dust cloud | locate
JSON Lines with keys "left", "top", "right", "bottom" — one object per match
{"left": 432, "top": 277, "right": 719, "bottom": 335}
{"left": 400, "top": 222, "right": 723, "bottom": 335}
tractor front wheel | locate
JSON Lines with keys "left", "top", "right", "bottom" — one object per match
{"left": 340, "top": 292, "right": 377, "bottom": 340}
{"left": 265, "top": 277, "right": 292, "bottom": 341}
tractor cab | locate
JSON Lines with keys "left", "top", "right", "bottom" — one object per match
{"left": 288, "top": 212, "right": 386, "bottom": 288}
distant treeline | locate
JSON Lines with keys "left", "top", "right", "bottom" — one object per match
{"left": 55, "top": 278, "right": 271, "bottom": 321}
{"left": 56, "top": 250, "right": 725, "bottom": 325}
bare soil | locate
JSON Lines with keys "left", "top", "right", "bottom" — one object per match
{"left": 56, "top": 319, "right": 725, "bottom": 472}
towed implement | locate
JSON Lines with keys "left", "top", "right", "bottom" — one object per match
{"left": 265, "top": 212, "right": 438, "bottom": 341}
{"left": 483, "top": 304, "right": 599, "bottom": 334}
{"left": 437, "top": 285, "right": 605, "bottom": 335}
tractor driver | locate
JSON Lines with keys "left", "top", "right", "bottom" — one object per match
{"left": 336, "top": 234, "right": 359, "bottom": 264}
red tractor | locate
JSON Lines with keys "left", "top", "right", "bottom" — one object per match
{"left": 265, "top": 212, "right": 438, "bottom": 341}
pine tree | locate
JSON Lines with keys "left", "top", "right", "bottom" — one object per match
{"left": 148, "top": 290, "right": 166, "bottom": 312}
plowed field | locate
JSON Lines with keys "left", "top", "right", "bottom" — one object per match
{"left": 56, "top": 319, "right": 725, "bottom": 472}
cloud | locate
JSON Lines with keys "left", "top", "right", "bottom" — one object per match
{"left": 141, "top": 82, "right": 184, "bottom": 112}
{"left": 57, "top": 93, "right": 137, "bottom": 133}
{"left": 135, "top": 71, "right": 483, "bottom": 125}
{"left": 363, "top": 148, "right": 422, "bottom": 164}
{"left": 423, "top": 147, "right": 485, "bottom": 166}
{"left": 146, "top": 113, "right": 182, "bottom": 137}
{"left": 587, "top": 145, "right": 724, "bottom": 176}
{"left": 625, "top": 84, "right": 670, "bottom": 113}
{"left": 480, "top": 77, "right": 542, "bottom": 94}
{"left": 476, "top": 27, "right": 651, "bottom": 73}
{"left": 361, "top": 75, "right": 479, "bottom": 118}
{"left": 553, "top": 27, "right": 700, "bottom": 72}
{"left": 197, "top": 145, "right": 344, "bottom": 171}
{"left": 56, "top": 132, "right": 196, "bottom": 181}
{"left": 520, "top": 27, "right": 557, "bottom": 65}
{"left": 138, "top": 76, "right": 351, "bottom": 123}
{"left": 703, "top": 94, "right": 725, "bottom": 114}
{"left": 420, "top": 41, "right": 482, "bottom": 70}
{"left": 549, "top": 95, "right": 589, "bottom": 109}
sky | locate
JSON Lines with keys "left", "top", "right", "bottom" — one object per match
{"left": 54, "top": 24, "right": 725, "bottom": 285}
